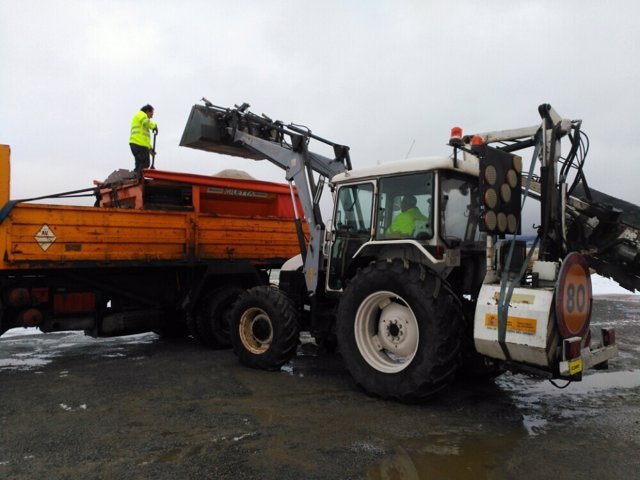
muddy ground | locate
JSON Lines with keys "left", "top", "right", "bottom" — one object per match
{"left": 1, "top": 294, "right": 639, "bottom": 480}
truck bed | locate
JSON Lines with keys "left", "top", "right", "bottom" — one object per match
{"left": 1, "top": 203, "right": 300, "bottom": 269}
{"left": 0, "top": 169, "right": 303, "bottom": 270}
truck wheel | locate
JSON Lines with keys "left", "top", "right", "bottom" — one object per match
{"left": 0, "top": 302, "right": 7, "bottom": 336}
{"left": 230, "top": 286, "right": 299, "bottom": 371}
{"left": 155, "top": 311, "right": 190, "bottom": 339}
{"left": 337, "top": 259, "right": 462, "bottom": 402}
{"left": 195, "top": 285, "right": 244, "bottom": 349}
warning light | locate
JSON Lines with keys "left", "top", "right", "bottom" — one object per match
{"left": 478, "top": 147, "right": 522, "bottom": 237}
{"left": 506, "top": 169, "right": 518, "bottom": 188}
{"left": 483, "top": 211, "right": 497, "bottom": 231}
{"left": 484, "top": 189, "right": 498, "bottom": 209}
{"left": 497, "top": 212, "right": 507, "bottom": 232}
{"left": 512, "top": 156, "right": 523, "bottom": 173}
{"left": 469, "top": 135, "right": 484, "bottom": 154}
{"left": 471, "top": 135, "right": 484, "bottom": 146}
{"left": 449, "top": 126, "right": 463, "bottom": 146}
{"left": 484, "top": 165, "right": 497, "bottom": 185}
{"left": 500, "top": 183, "right": 511, "bottom": 202}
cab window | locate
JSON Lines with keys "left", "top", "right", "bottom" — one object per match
{"left": 334, "top": 183, "right": 374, "bottom": 233}
{"left": 440, "top": 174, "right": 484, "bottom": 244}
{"left": 378, "top": 172, "right": 434, "bottom": 239}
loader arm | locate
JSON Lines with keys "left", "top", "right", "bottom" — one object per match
{"left": 180, "top": 102, "right": 351, "bottom": 294}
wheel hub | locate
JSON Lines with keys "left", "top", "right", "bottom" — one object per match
{"left": 378, "top": 303, "right": 417, "bottom": 358}
{"left": 239, "top": 308, "right": 273, "bottom": 354}
{"left": 354, "top": 291, "right": 420, "bottom": 373}
{"left": 250, "top": 314, "right": 273, "bottom": 344}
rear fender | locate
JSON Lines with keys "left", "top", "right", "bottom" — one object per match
{"left": 350, "top": 240, "right": 449, "bottom": 278}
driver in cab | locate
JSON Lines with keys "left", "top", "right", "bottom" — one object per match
{"left": 387, "top": 195, "right": 428, "bottom": 237}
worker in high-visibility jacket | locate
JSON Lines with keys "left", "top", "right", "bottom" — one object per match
{"left": 387, "top": 195, "right": 428, "bottom": 237}
{"left": 129, "top": 104, "right": 157, "bottom": 175}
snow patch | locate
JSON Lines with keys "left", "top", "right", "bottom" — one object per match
{"left": 233, "top": 432, "right": 257, "bottom": 442}
{"left": 0, "top": 357, "right": 52, "bottom": 370}
{"left": 0, "top": 327, "right": 43, "bottom": 338}
{"left": 498, "top": 369, "right": 640, "bottom": 436}
{"left": 591, "top": 274, "right": 638, "bottom": 296}
{"left": 280, "top": 363, "right": 294, "bottom": 375}
{"left": 350, "top": 441, "right": 386, "bottom": 455}
{"left": 59, "top": 403, "right": 88, "bottom": 412}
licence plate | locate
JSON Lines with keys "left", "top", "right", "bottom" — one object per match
{"left": 568, "top": 358, "right": 583, "bottom": 376}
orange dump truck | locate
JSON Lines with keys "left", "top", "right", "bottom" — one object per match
{"left": 0, "top": 144, "right": 303, "bottom": 346}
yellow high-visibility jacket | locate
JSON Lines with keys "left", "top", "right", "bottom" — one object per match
{"left": 388, "top": 207, "right": 428, "bottom": 235}
{"left": 129, "top": 111, "right": 157, "bottom": 148}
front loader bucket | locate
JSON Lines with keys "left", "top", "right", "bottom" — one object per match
{"left": 180, "top": 104, "right": 263, "bottom": 160}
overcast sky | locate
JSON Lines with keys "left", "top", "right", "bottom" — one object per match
{"left": 2, "top": 0, "right": 639, "bottom": 216}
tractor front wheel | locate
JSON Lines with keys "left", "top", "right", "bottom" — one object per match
{"left": 230, "top": 286, "right": 299, "bottom": 370}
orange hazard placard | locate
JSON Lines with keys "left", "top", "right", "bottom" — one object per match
{"left": 484, "top": 313, "right": 537, "bottom": 335}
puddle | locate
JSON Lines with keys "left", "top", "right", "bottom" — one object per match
{"left": 365, "top": 368, "right": 640, "bottom": 478}
{"left": 368, "top": 301, "right": 640, "bottom": 478}
{"left": 366, "top": 432, "right": 523, "bottom": 480}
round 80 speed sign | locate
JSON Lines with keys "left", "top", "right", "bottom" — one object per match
{"left": 555, "top": 252, "right": 592, "bottom": 339}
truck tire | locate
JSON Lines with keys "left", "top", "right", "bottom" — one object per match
{"left": 336, "top": 259, "right": 462, "bottom": 402}
{"left": 186, "top": 312, "right": 199, "bottom": 341}
{"left": 155, "top": 311, "right": 190, "bottom": 340}
{"left": 230, "top": 285, "right": 299, "bottom": 371}
{"left": 195, "top": 285, "right": 244, "bottom": 349}
{"left": 0, "top": 301, "right": 7, "bottom": 336}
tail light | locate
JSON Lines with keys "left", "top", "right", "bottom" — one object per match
{"left": 6, "top": 288, "right": 30, "bottom": 308}
{"left": 563, "top": 336, "right": 582, "bottom": 360}
{"left": 18, "top": 308, "right": 43, "bottom": 327}
{"left": 602, "top": 328, "right": 616, "bottom": 346}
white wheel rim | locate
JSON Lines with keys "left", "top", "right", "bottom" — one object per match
{"left": 354, "top": 290, "right": 419, "bottom": 373}
{"left": 239, "top": 307, "right": 273, "bottom": 354}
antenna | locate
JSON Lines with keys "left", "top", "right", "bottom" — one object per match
{"left": 405, "top": 139, "right": 416, "bottom": 159}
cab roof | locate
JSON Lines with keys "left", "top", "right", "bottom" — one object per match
{"left": 331, "top": 154, "right": 480, "bottom": 184}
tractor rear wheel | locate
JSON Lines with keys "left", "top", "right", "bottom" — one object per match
{"left": 336, "top": 259, "right": 463, "bottom": 402}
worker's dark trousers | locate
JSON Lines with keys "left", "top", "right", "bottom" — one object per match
{"left": 130, "top": 143, "right": 150, "bottom": 174}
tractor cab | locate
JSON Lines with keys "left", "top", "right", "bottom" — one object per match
{"left": 326, "top": 158, "right": 484, "bottom": 293}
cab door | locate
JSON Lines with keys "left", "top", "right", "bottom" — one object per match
{"left": 326, "top": 182, "right": 374, "bottom": 291}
